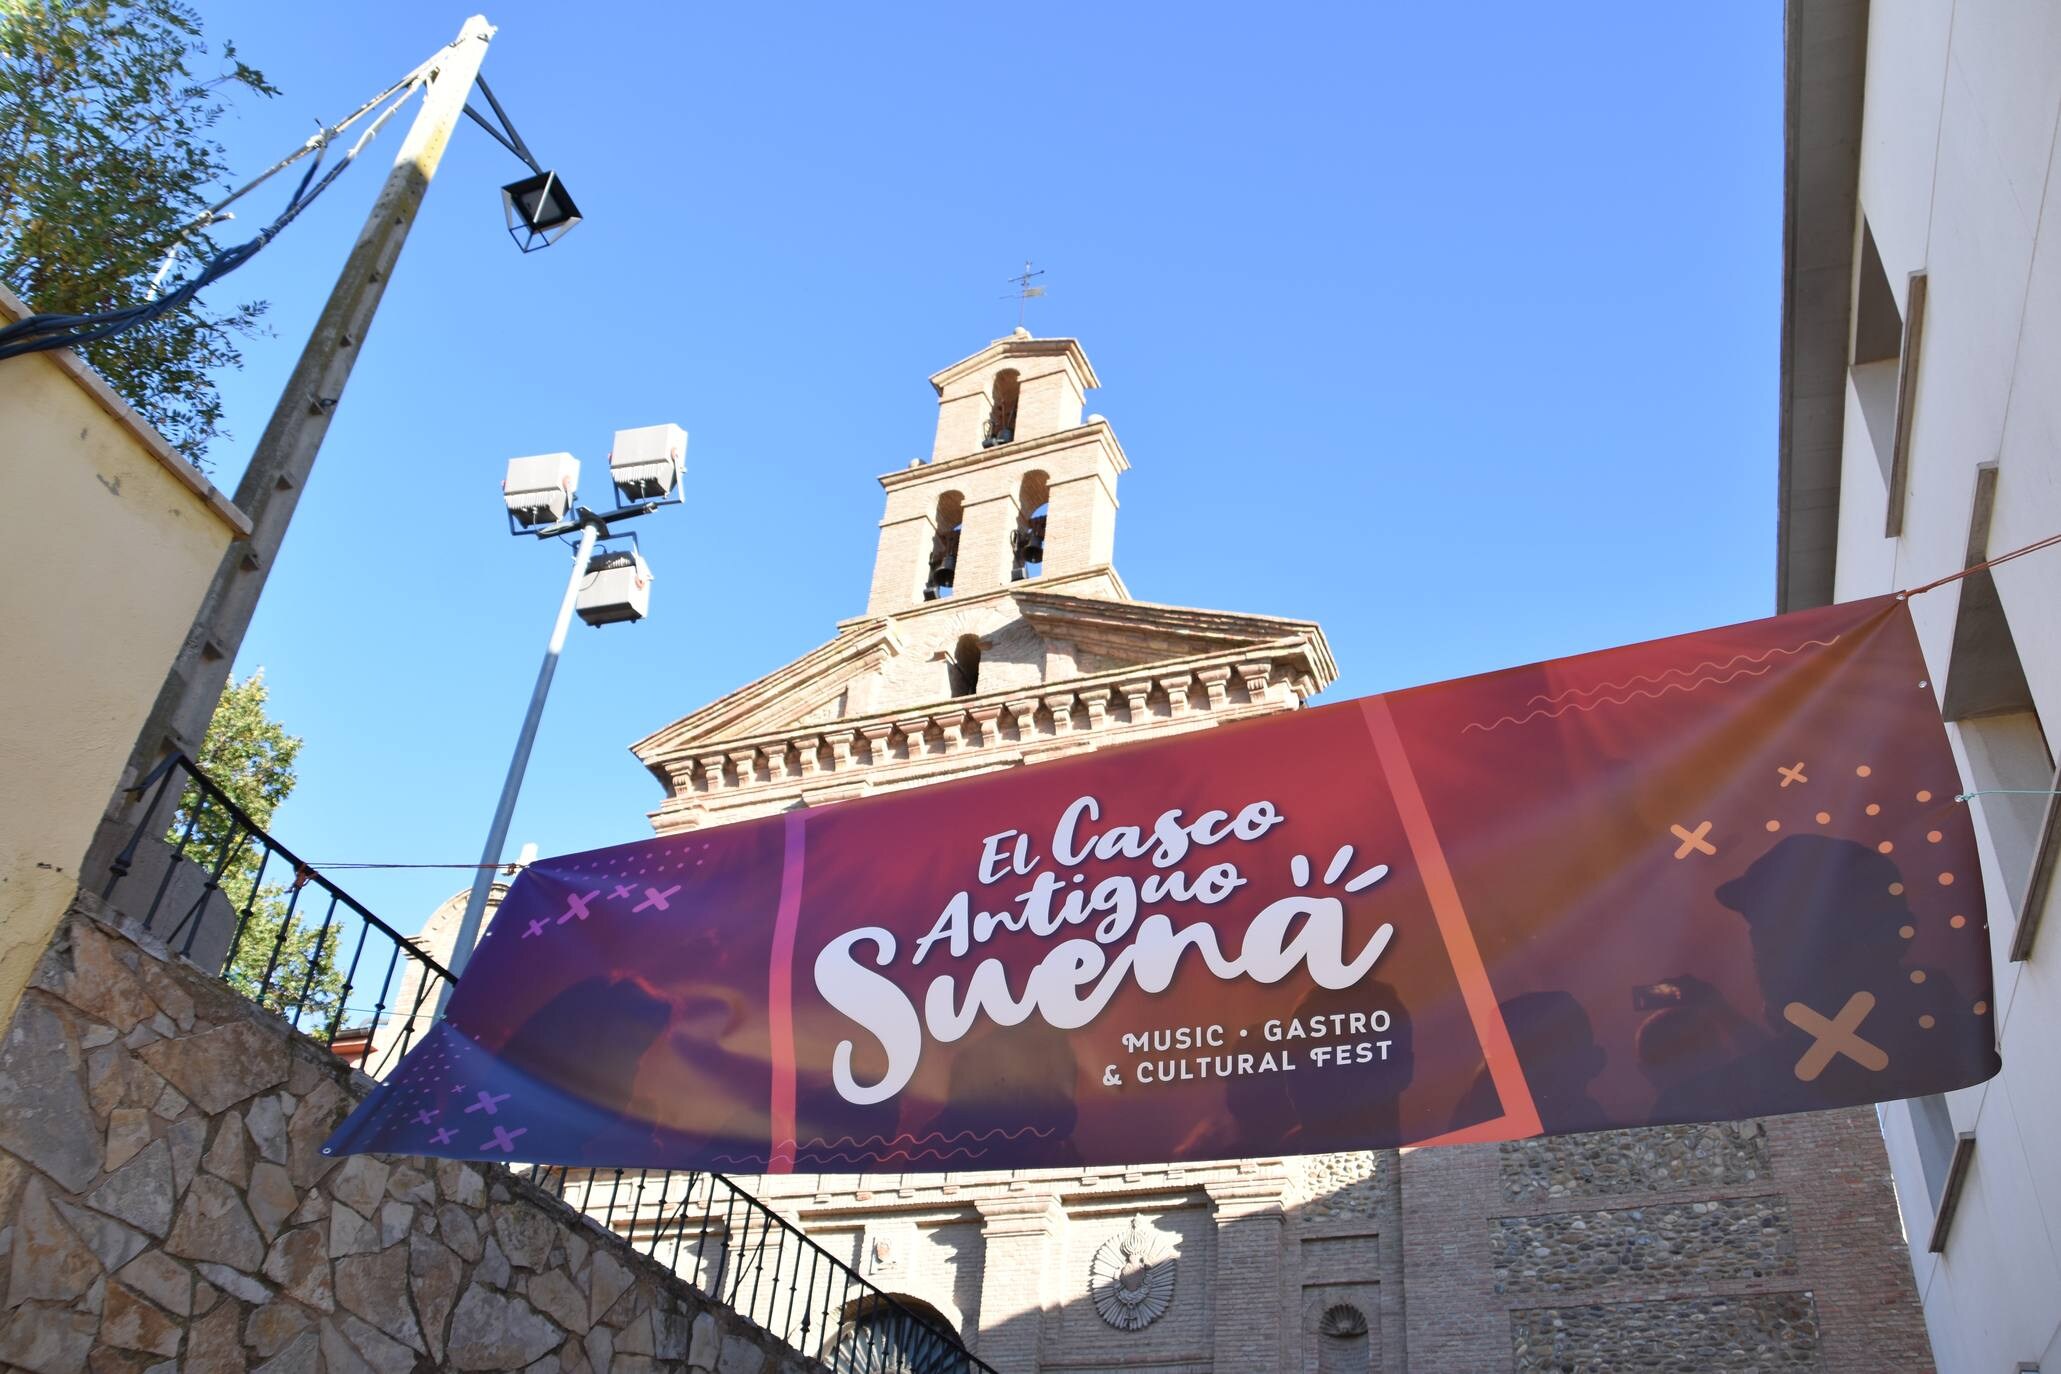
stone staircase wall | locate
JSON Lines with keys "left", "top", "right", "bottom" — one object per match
{"left": 0, "top": 896, "right": 826, "bottom": 1374}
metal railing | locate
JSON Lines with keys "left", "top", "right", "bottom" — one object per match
{"left": 103, "top": 752, "right": 451, "bottom": 1077}
{"left": 99, "top": 752, "right": 998, "bottom": 1373}
{"left": 529, "top": 1165, "right": 994, "bottom": 1374}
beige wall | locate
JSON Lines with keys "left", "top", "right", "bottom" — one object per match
{"left": 0, "top": 285, "right": 249, "bottom": 1029}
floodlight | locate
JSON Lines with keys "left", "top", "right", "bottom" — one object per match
{"left": 575, "top": 547, "right": 652, "bottom": 626}
{"left": 503, "top": 452, "right": 579, "bottom": 527}
{"left": 502, "top": 170, "right": 581, "bottom": 253}
{"left": 609, "top": 423, "right": 687, "bottom": 503}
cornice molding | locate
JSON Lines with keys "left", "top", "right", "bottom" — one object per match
{"left": 877, "top": 419, "right": 1129, "bottom": 492}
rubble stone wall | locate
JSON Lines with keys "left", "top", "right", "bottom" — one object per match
{"left": 1509, "top": 1292, "right": 1823, "bottom": 1371}
{"left": 0, "top": 899, "right": 826, "bottom": 1374}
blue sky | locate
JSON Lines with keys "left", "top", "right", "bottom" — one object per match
{"left": 189, "top": 1, "right": 1783, "bottom": 935}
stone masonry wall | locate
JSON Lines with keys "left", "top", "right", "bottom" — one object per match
{"left": 0, "top": 899, "right": 827, "bottom": 1374}
{"left": 1400, "top": 1116, "right": 1931, "bottom": 1373}
{"left": 1510, "top": 1293, "right": 1823, "bottom": 1372}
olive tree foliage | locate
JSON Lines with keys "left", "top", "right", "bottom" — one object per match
{"left": 170, "top": 670, "right": 347, "bottom": 1024}
{"left": 0, "top": 0, "right": 277, "bottom": 462}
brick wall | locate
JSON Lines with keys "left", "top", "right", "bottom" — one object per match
{"left": 0, "top": 900, "right": 826, "bottom": 1374}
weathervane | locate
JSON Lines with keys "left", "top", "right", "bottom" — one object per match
{"left": 1002, "top": 260, "right": 1046, "bottom": 328}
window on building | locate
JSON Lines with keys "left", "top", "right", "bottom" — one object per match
{"left": 1850, "top": 219, "right": 1903, "bottom": 489}
{"left": 983, "top": 369, "right": 1020, "bottom": 448}
{"left": 923, "top": 492, "right": 963, "bottom": 602}
{"left": 1012, "top": 470, "right": 1049, "bottom": 582}
{"left": 1911, "top": 1093, "right": 1958, "bottom": 1209}
{"left": 1849, "top": 216, "right": 1927, "bottom": 532}
{"left": 1943, "top": 464, "right": 2053, "bottom": 933}
{"left": 948, "top": 634, "right": 982, "bottom": 697}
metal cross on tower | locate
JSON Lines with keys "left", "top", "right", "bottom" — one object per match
{"left": 1003, "top": 260, "right": 1046, "bottom": 328}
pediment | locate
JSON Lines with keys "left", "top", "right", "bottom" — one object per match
{"left": 629, "top": 623, "right": 903, "bottom": 763}
{"left": 1011, "top": 591, "right": 1336, "bottom": 681}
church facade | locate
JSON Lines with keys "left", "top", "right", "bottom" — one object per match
{"left": 450, "top": 332, "right": 1935, "bottom": 1370}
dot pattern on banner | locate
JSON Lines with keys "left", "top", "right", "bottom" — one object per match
{"left": 1754, "top": 755, "right": 1982, "bottom": 1079}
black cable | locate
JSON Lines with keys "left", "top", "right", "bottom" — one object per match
{"left": 0, "top": 103, "right": 366, "bottom": 363}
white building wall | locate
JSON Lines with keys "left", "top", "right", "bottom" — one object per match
{"left": 1834, "top": 5, "right": 2061, "bottom": 1370}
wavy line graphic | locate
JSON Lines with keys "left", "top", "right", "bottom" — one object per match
{"left": 1462, "top": 662, "right": 1775, "bottom": 734}
{"left": 772, "top": 1125, "right": 1057, "bottom": 1152}
{"left": 1514, "top": 638, "right": 1842, "bottom": 713}
{"left": 1460, "top": 636, "right": 1840, "bottom": 735}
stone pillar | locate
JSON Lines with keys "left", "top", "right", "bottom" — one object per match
{"left": 1205, "top": 1175, "right": 1288, "bottom": 1373}
{"left": 867, "top": 507, "right": 937, "bottom": 617}
{"left": 1013, "top": 366, "right": 1086, "bottom": 442}
{"left": 932, "top": 388, "right": 992, "bottom": 462}
{"left": 1397, "top": 1142, "right": 1507, "bottom": 1369}
{"left": 1042, "top": 470, "right": 1117, "bottom": 577}
{"left": 954, "top": 491, "right": 1021, "bottom": 596}
{"left": 974, "top": 1193, "right": 1064, "bottom": 1370}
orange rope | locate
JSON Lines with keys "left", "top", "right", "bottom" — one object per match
{"left": 1899, "top": 529, "right": 2061, "bottom": 599}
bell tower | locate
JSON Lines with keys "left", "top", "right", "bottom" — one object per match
{"left": 865, "top": 330, "right": 1128, "bottom": 616}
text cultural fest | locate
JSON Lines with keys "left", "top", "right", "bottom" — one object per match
{"left": 812, "top": 792, "right": 1400, "bottom": 1110}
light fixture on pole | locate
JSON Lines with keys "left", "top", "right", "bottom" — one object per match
{"left": 466, "top": 76, "right": 581, "bottom": 252}
{"left": 81, "top": 17, "right": 598, "bottom": 892}
{"left": 501, "top": 170, "right": 581, "bottom": 252}
{"left": 438, "top": 426, "right": 688, "bottom": 1013}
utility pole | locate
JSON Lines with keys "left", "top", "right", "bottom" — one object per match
{"left": 86, "top": 16, "right": 496, "bottom": 877}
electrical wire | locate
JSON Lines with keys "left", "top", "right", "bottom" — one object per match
{"left": 0, "top": 56, "right": 435, "bottom": 363}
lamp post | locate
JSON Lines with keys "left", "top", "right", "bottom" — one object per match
{"left": 88, "top": 14, "right": 586, "bottom": 886}
{"left": 436, "top": 426, "right": 686, "bottom": 1013}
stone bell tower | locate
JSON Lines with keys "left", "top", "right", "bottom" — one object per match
{"left": 869, "top": 325, "right": 1129, "bottom": 609}
{"left": 866, "top": 328, "right": 1126, "bottom": 615}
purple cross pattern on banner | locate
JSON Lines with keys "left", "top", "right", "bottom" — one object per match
{"left": 320, "top": 834, "right": 765, "bottom": 1171}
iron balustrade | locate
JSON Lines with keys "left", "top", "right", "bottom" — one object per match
{"left": 102, "top": 752, "right": 451, "bottom": 1076}
{"left": 528, "top": 1165, "right": 993, "bottom": 1374}
{"left": 99, "top": 752, "right": 998, "bottom": 1372}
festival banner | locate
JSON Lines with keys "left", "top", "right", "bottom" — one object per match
{"left": 324, "top": 595, "right": 2001, "bottom": 1172}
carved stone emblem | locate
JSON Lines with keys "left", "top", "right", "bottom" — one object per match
{"left": 1088, "top": 1215, "right": 1177, "bottom": 1331}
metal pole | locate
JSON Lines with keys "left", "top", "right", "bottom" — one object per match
{"left": 437, "top": 520, "right": 600, "bottom": 1012}
{"left": 87, "top": 15, "right": 497, "bottom": 885}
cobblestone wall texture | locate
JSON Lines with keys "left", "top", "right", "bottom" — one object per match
{"left": 1510, "top": 1292, "right": 1823, "bottom": 1372}
{"left": 1493, "top": 1197, "right": 1798, "bottom": 1296}
{"left": 1288, "top": 1151, "right": 1385, "bottom": 1223}
{"left": 0, "top": 905, "right": 823, "bottom": 1374}
{"left": 1498, "top": 1123, "right": 1772, "bottom": 1203}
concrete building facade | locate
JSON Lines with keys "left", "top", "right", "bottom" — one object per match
{"left": 1779, "top": 2, "right": 2061, "bottom": 1369}
{"left": 589, "top": 330, "right": 1935, "bottom": 1371}
{"left": 0, "top": 283, "right": 251, "bottom": 1035}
